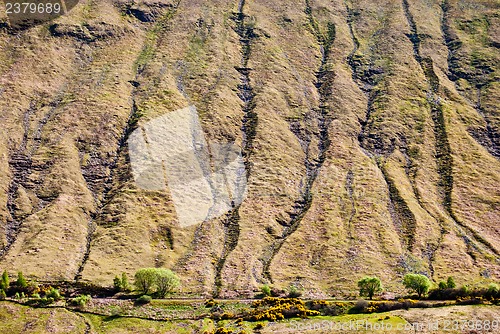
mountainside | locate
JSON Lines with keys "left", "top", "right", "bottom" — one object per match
{"left": 0, "top": 0, "right": 499, "bottom": 298}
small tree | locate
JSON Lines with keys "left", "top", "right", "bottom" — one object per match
{"left": 113, "top": 276, "right": 122, "bottom": 291}
{"left": 438, "top": 281, "right": 447, "bottom": 290}
{"left": 113, "top": 273, "right": 130, "bottom": 292}
{"left": 403, "top": 274, "right": 431, "bottom": 298}
{"left": 16, "top": 272, "right": 27, "bottom": 288}
{"left": 121, "top": 272, "right": 130, "bottom": 291}
{"left": 260, "top": 285, "right": 271, "bottom": 297}
{"left": 0, "top": 271, "right": 9, "bottom": 291}
{"left": 0, "top": 289, "right": 6, "bottom": 300}
{"left": 446, "top": 276, "right": 456, "bottom": 289}
{"left": 155, "top": 269, "right": 180, "bottom": 298}
{"left": 134, "top": 268, "right": 158, "bottom": 295}
{"left": 358, "top": 276, "right": 383, "bottom": 300}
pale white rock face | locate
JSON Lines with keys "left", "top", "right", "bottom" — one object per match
{"left": 128, "top": 106, "right": 247, "bottom": 227}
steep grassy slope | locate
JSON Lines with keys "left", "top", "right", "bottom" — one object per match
{"left": 0, "top": 0, "right": 498, "bottom": 297}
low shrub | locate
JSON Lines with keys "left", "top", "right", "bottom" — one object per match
{"left": 260, "top": 285, "right": 271, "bottom": 297}
{"left": 487, "top": 284, "right": 499, "bottom": 297}
{"left": 350, "top": 299, "right": 452, "bottom": 314}
{"left": 135, "top": 295, "right": 152, "bottom": 305}
{"left": 220, "top": 312, "right": 234, "bottom": 320}
{"left": 70, "top": 294, "right": 92, "bottom": 307}
{"left": 46, "top": 287, "right": 62, "bottom": 301}
{"left": 205, "top": 299, "right": 217, "bottom": 308}
{"left": 214, "top": 328, "right": 234, "bottom": 334}
{"left": 113, "top": 273, "right": 131, "bottom": 292}
{"left": 428, "top": 285, "right": 500, "bottom": 301}
{"left": 73, "top": 282, "right": 116, "bottom": 297}
{"left": 270, "top": 287, "right": 285, "bottom": 297}
{"left": 306, "top": 300, "right": 349, "bottom": 316}
{"left": 254, "top": 323, "right": 264, "bottom": 330}
{"left": 428, "top": 288, "right": 461, "bottom": 300}
{"left": 247, "top": 297, "right": 320, "bottom": 321}
{"left": 113, "top": 276, "right": 122, "bottom": 291}
{"left": 287, "top": 285, "right": 302, "bottom": 298}
{"left": 25, "top": 297, "right": 54, "bottom": 307}
{"left": 456, "top": 296, "right": 484, "bottom": 305}
{"left": 350, "top": 300, "right": 369, "bottom": 313}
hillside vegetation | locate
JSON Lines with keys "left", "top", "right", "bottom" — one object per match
{"left": 0, "top": 0, "right": 498, "bottom": 298}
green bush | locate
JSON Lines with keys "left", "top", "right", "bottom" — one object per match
{"left": 135, "top": 294, "right": 152, "bottom": 305}
{"left": 26, "top": 297, "right": 54, "bottom": 307}
{"left": 113, "top": 276, "right": 122, "bottom": 291}
{"left": 403, "top": 274, "right": 431, "bottom": 298}
{"left": 134, "top": 268, "right": 157, "bottom": 295}
{"left": 31, "top": 293, "right": 40, "bottom": 299}
{"left": 113, "top": 273, "right": 131, "bottom": 292}
{"left": 446, "top": 277, "right": 456, "bottom": 289}
{"left": 46, "top": 287, "right": 62, "bottom": 301}
{"left": 358, "top": 276, "right": 383, "bottom": 300}
{"left": 438, "top": 281, "right": 447, "bottom": 290}
{"left": 70, "top": 294, "right": 92, "bottom": 307}
{"left": 260, "top": 285, "right": 271, "bottom": 297}
{"left": 0, "top": 271, "right": 9, "bottom": 291}
{"left": 486, "top": 283, "right": 499, "bottom": 299}
{"left": 121, "top": 273, "right": 130, "bottom": 291}
{"left": 487, "top": 283, "right": 499, "bottom": 294}
{"left": 155, "top": 269, "right": 180, "bottom": 298}
{"left": 0, "top": 289, "right": 6, "bottom": 300}
{"left": 16, "top": 272, "right": 27, "bottom": 288}
{"left": 133, "top": 268, "right": 180, "bottom": 297}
